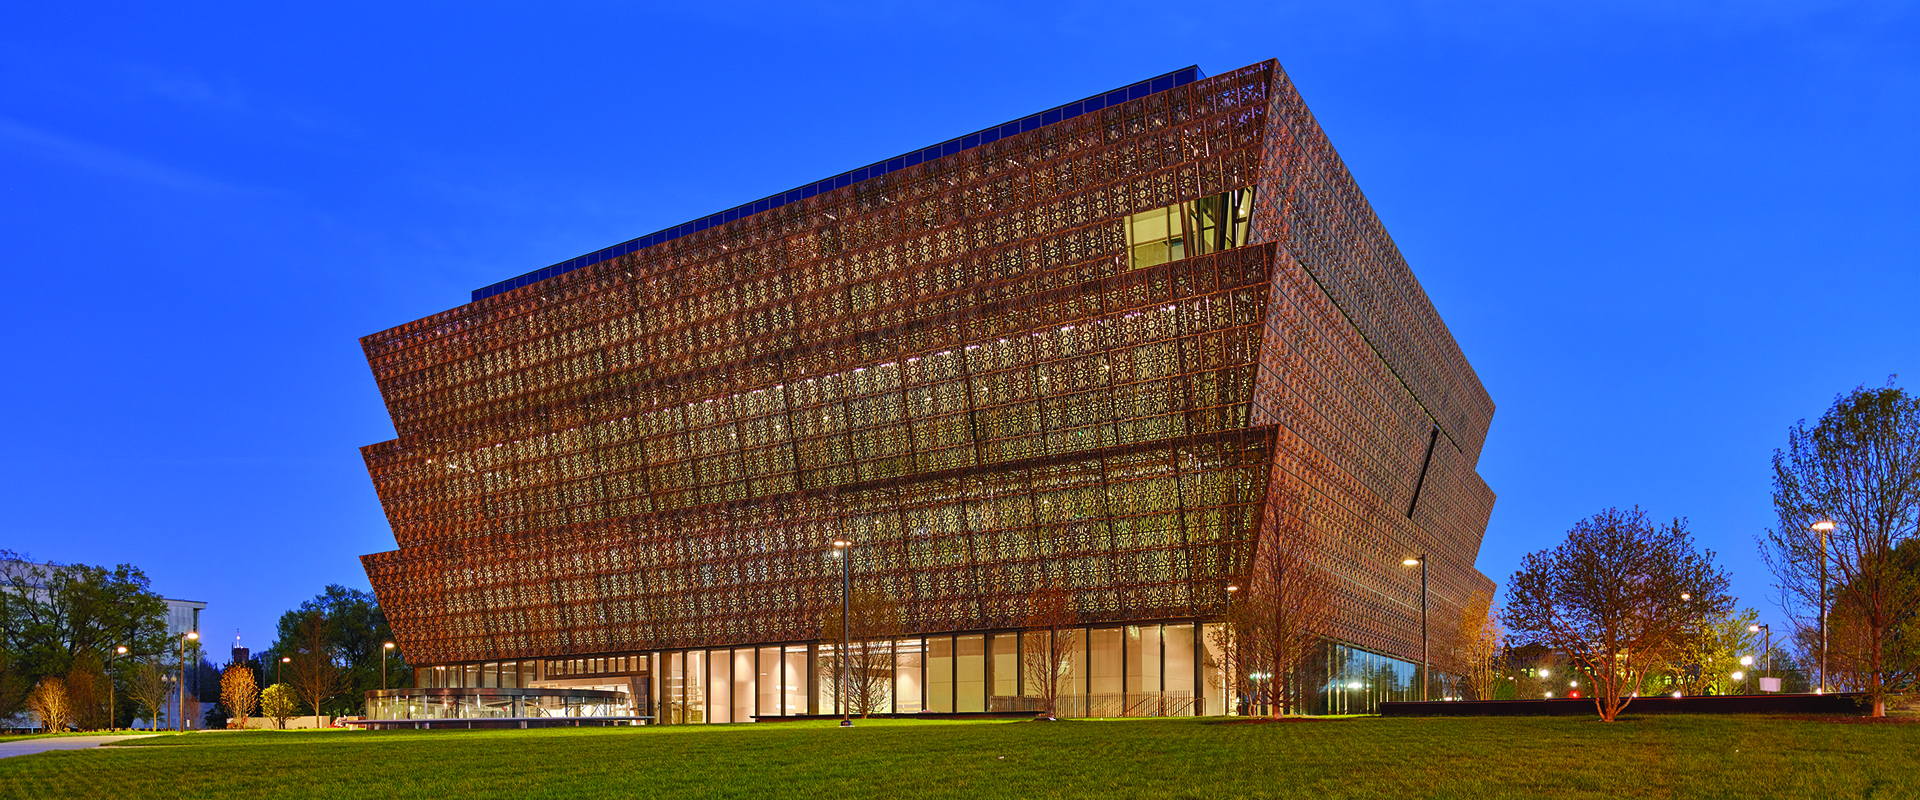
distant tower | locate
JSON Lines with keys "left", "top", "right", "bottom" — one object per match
{"left": 231, "top": 630, "right": 248, "bottom": 666}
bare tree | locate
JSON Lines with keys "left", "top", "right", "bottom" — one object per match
{"left": 1233, "top": 514, "right": 1335, "bottom": 716}
{"left": 287, "top": 611, "right": 341, "bottom": 727}
{"left": 127, "top": 661, "right": 170, "bottom": 731}
{"left": 221, "top": 665, "right": 259, "bottom": 729}
{"left": 260, "top": 683, "right": 299, "bottom": 729}
{"left": 1022, "top": 585, "right": 1080, "bottom": 719}
{"left": 1761, "top": 384, "right": 1920, "bottom": 717}
{"left": 1506, "top": 507, "right": 1732, "bottom": 721}
{"left": 1454, "top": 589, "right": 1505, "bottom": 701}
{"left": 27, "top": 677, "right": 71, "bottom": 733}
{"left": 821, "top": 590, "right": 902, "bottom": 718}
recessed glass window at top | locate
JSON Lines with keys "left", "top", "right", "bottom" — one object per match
{"left": 356, "top": 58, "right": 1497, "bottom": 719}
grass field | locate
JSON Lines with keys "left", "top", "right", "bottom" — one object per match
{"left": 2, "top": 715, "right": 1916, "bottom": 799}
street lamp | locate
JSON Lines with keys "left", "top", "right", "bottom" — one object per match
{"left": 279, "top": 656, "right": 290, "bottom": 685}
{"left": 178, "top": 631, "right": 199, "bottom": 732}
{"left": 831, "top": 537, "right": 852, "bottom": 728}
{"left": 1403, "top": 556, "right": 1428, "bottom": 701}
{"left": 383, "top": 642, "right": 395, "bottom": 690}
{"left": 1225, "top": 583, "right": 1240, "bottom": 715}
{"left": 106, "top": 645, "right": 128, "bottom": 732}
{"left": 1749, "top": 623, "right": 1772, "bottom": 688}
{"left": 1812, "top": 520, "right": 1835, "bottom": 693}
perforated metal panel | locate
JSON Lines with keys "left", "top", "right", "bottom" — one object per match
{"left": 358, "top": 61, "right": 1496, "bottom": 671}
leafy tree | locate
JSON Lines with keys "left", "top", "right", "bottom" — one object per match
{"left": 63, "top": 654, "right": 107, "bottom": 731}
{"left": 0, "top": 552, "right": 169, "bottom": 681}
{"left": 1506, "top": 507, "right": 1733, "bottom": 721}
{"left": 0, "top": 649, "right": 28, "bottom": 722}
{"left": 1761, "top": 383, "right": 1920, "bottom": 716}
{"left": 1453, "top": 589, "right": 1506, "bottom": 701}
{"left": 1665, "top": 608, "right": 1763, "bottom": 696}
{"left": 267, "top": 585, "right": 407, "bottom": 715}
{"left": 259, "top": 683, "right": 299, "bottom": 729}
{"left": 221, "top": 665, "right": 258, "bottom": 729}
{"left": 27, "top": 676, "right": 71, "bottom": 732}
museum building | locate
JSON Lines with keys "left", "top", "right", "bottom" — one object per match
{"left": 356, "top": 59, "right": 1498, "bottom": 724}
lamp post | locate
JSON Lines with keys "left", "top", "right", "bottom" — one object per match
{"left": 1403, "top": 555, "right": 1428, "bottom": 702}
{"left": 106, "top": 645, "right": 128, "bottom": 732}
{"left": 177, "top": 631, "right": 199, "bottom": 732}
{"left": 1225, "top": 583, "right": 1239, "bottom": 715}
{"left": 1738, "top": 656, "right": 1754, "bottom": 694}
{"left": 279, "top": 656, "right": 290, "bottom": 685}
{"left": 1812, "top": 520, "right": 1834, "bottom": 693}
{"left": 1749, "top": 623, "right": 1772, "bottom": 689}
{"left": 383, "top": 642, "right": 395, "bottom": 690}
{"left": 832, "top": 537, "right": 852, "bottom": 728}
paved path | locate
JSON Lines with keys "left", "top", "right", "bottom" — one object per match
{"left": 0, "top": 734, "right": 159, "bottom": 759}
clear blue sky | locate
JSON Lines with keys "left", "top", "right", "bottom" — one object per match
{"left": 3, "top": 2, "right": 1913, "bottom": 657}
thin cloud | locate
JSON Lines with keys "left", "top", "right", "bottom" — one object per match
{"left": 0, "top": 116, "right": 269, "bottom": 195}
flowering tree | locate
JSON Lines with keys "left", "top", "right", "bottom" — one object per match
{"left": 1506, "top": 507, "right": 1732, "bottom": 721}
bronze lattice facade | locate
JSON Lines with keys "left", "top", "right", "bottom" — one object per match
{"left": 358, "top": 60, "right": 1496, "bottom": 717}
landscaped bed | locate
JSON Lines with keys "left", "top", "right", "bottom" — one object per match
{"left": 3, "top": 715, "right": 1917, "bottom": 799}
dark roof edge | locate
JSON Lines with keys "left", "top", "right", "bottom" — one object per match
{"left": 470, "top": 65, "right": 1205, "bottom": 303}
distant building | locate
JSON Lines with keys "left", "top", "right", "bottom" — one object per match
{"left": 357, "top": 59, "right": 1497, "bottom": 721}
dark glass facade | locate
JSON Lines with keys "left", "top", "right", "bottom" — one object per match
{"left": 357, "top": 59, "right": 1496, "bottom": 719}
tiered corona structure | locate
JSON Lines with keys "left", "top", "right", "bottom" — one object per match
{"left": 358, "top": 59, "right": 1496, "bottom": 721}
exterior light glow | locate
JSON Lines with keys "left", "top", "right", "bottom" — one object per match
{"left": 1347, "top": 682, "right": 1361, "bottom": 690}
{"left": 832, "top": 539, "right": 850, "bottom": 548}
{"left": 1812, "top": 521, "right": 1835, "bottom": 532}
{"left": 1749, "top": 624, "right": 1761, "bottom": 633}
{"left": 1673, "top": 691, "right": 1683, "bottom": 699}
{"left": 1680, "top": 593, "right": 1691, "bottom": 601}
{"left": 1402, "top": 558, "right": 1421, "bottom": 566}
{"left": 1569, "top": 681, "right": 1578, "bottom": 688}
{"left": 1538, "top": 669, "right": 1550, "bottom": 678}
{"left": 384, "top": 642, "right": 396, "bottom": 650}
{"left": 1739, "top": 656, "right": 1753, "bottom": 667}
{"left": 1731, "top": 671, "right": 1745, "bottom": 681}
{"left": 1226, "top": 584, "right": 1240, "bottom": 592}
{"left": 1545, "top": 692, "right": 1553, "bottom": 698}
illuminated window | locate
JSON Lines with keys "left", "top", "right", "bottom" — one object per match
{"left": 1124, "top": 188, "right": 1256, "bottom": 269}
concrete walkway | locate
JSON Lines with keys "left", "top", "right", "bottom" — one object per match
{"left": 0, "top": 734, "right": 159, "bottom": 759}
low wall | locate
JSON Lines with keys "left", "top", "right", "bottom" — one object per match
{"left": 1379, "top": 693, "right": 1870, "bottom": 717}
{"left": 236, "top": 716, "right": 333, "bottom": 729}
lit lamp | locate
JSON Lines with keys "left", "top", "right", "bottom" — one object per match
{"left": 1749, "top": 623, "right": 1773, "bottom": 690}
{"left": 106, "top": 645, "right": 129, "bottom": 732}
{"left": 279, "top": 656, "right": 290, "bottom": 685}
{"left": 383, "top": 642, "right": 396, "bottom": 690}
{"left": 178, "top": 631, "right": 199, "bottom": 732}
{"left": 1225, "top": 583, "right": 1240, "bottom": 716}
{"left": 1402, "top": 556, "right": 1429, "bottom": 701}
{"left": 831, "top": 537, "right": 853, "bottom": 728}
{"left": 1812, "top": 520, "right": 1835, "bottom": 693}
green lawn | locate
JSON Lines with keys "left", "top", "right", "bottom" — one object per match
{"left": 2, "top": 715, "right": 1916, "bottom": 799}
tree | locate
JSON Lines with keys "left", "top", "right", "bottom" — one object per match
{"left": 1022, "top": 585, "right": 1080, "bottom": 719}
{"left": 27, "top": 676, "right": 71, "bottom": 732}
{"left": 260, "top": 683, "right": 299, "bottom": 729}
{"left": 1760, "top": 384, "right": 1920, "bottom": 717}
{"left": 0, "top": 650, "right": 27, "bottom": 722}
{"left": 1225, "top": 513, "right": 1335, "bottom": 716}
{"left": 0, "top": 553, "right": 169, "bottom": 681}
{"left": 267, "top": 585, "right": 408, "bottom": 716}
{"left": 1453, "top": 589, "right": 1505, "bottom": 701}
{"left": 63, "top": 655, "right": 107, "bottom": 731}
{"left": 287, "top": 611, "right": 341, "bottom": 727}
{"left": 127, "top": 661, "right": 170, "bottom": 731}
{"left": 1506, "top": 507, "right": 1733, "bottom": 721}
{"left": 1822, "top": 543, "right": 1920, "bottom": 701}
{"left": 821, "top": 590, "right": 902, "bottom": 718}
{"left": 1666, "top": 608, "right": 1763, "bottom": 696}
{"left": 221, "top": 665, "right": 259, "bottom": 729}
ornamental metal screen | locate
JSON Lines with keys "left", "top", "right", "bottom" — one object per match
{"left": 358, "top": 60, "right": 1496, "bottom": 673}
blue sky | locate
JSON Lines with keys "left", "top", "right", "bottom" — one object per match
{"left": 2, "top": 2, "right": 1913, "bottom": 656}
